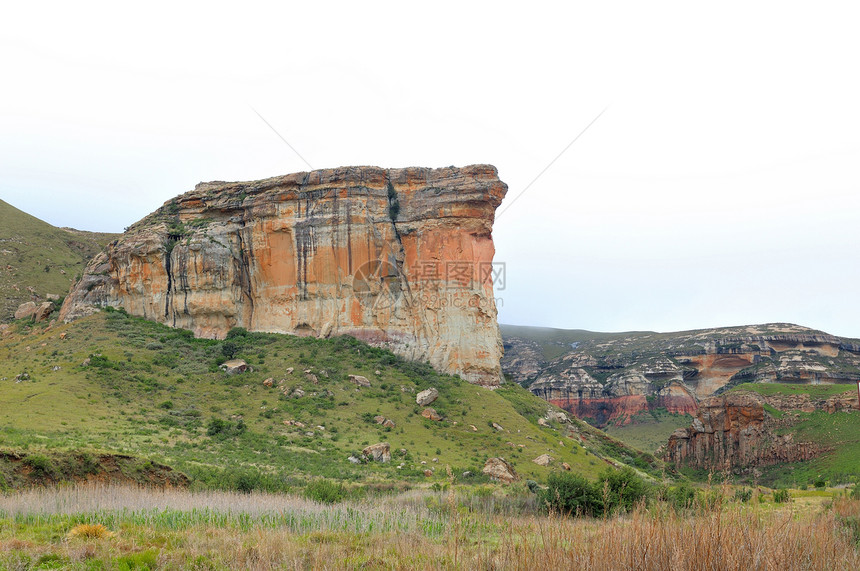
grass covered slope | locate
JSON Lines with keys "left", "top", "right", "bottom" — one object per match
{"left": 725, "top": 383, "right": 860, "bottom": 487}
{"left": 0, "top": 310, "right": 659, "bottom": 490}
{"left": 0, "top": 199, "right": 118, "bottom": 320}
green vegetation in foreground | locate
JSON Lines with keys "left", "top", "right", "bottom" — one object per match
{"left": 0, "top": 199, "right": 118, "bottom": 320}
{"left": 0, "top": 482, "right": 857, "bottom": 569}
{"left": 0, "top": 310, "right": 660, "bottom": 491}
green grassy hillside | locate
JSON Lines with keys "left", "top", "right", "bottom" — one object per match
{"left": 0, "top": 311, "right": 660, "bottom": 491}
{"left": 0, "top": 199, "right": 118, "bottom": 320}
{"left": 724, "top": 383, "right": 860, "bottom": 487}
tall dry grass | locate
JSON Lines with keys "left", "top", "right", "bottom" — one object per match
{"left": 0, "top": 484, "right": 857, "bottom": 570}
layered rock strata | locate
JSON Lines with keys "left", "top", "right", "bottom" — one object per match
{"left": 529, "top": 361, "right": 698, "bottom": 428}
{"left": 61, "top": 165, "right": 507, "bottom": 386}
{"left": 663, "top": 391, "right": 826, "bottom": 471}
{"left": 512, "top": 324, "right": 860, "bottom": 427}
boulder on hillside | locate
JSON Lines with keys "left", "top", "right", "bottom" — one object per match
{"left": 219, "top": 359, "right": 249, "bottom": 375}
{"left": 416, "top": 388, "right": 439, "bottom": 406}
{"left": 537, "top": 418, "right": 550, "bottom": 427}
{"left": 421, "top": 407, "right": 443, "bottom": 421}
{"left": 14, "top": 302, "right": 37, "bottom": 320}
{"left": 532, "top": 454, "right": 554, "bottom": 466}
{"left": 482, "top": 457, "right": 519, "bottom": 483}
{"left": 34, "top": 302, "right": 54, "bottom": 322}
{"left": 362, "top": 442, "right": 391, "bottom": 463}
{"left": 349, "top": 374, "right": 371, "bottom": 387}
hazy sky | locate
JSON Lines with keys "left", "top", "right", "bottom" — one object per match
{"left": 2, "top": 1, "right": 859, "bottom": 337}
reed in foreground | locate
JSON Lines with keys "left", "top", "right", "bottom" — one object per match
{"left": 0, "top": 484, "right": 857, "bottom": 569}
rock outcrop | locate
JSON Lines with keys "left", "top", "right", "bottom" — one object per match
{"left": 529, "top": 363, "right": 699, "bottom": 428}
{"left": 61, "top": 165, "right": 507, "bottom": 386}
{"left": 482, "top": 457, "right": 518, "bottom": 483}
{"left": 508, "top": 323, "right": 860, "bottom": 428}
{"left": 416, "top": 388, "right": 439, "bottom": 406}
{"left": 361, "top": 442, "right": 391, "bottom": 463}
{"left": 663, "top": 391, "right": 826, "bottom": 471}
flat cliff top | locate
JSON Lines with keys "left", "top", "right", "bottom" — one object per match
{"left": 188, "top": 164, "right": 502, "bottom": 196}
{"left": 125, "top": 164, "right": 507, "bottom": 235}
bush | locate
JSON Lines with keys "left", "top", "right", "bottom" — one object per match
{"left": 814, "top": 479, "right": 827, "bottom": 489}
{"left": 206, "top": 418, "right": 246, "bottom": 438}
{"left": 667, "top": 483, "right": 698, "bottom": 511}
{"left": 221, "top": 341, "right": 238, "bottom": 360}
{"left": 305, "top": 480, "right": 347, "bottom": 504}
{"left": 597, "top": 467, "right": 651, "bottom": 514}
{"left": 23, "top": 454, "right": 54, "bottom": 477}
{"left": 68, "top": 524, "right": 113, "bottom": 539}
{"left": 773, "top": 488, "right": 791, "bottom": 504}
{"left": 734, "top": 488, "right": 753, "bottom": 503}
{"left": 538, "top": 472, "right": 603, "bottom": 517}
{"left": 226, "top": 327, "right": 249, "bottom": 339}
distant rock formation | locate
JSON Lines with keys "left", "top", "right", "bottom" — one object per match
{"left": 61, "top": 165, "right": 507, "bottom": 386}
{"left": 663, "top": 391, "right": 830, "bottom": 471}
{"left": 505, "top": 324, "right": 860, "bottom": 427}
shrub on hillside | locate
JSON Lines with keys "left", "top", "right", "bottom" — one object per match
{"left": 305, "top": 480, "right": 347, "bottom": 504}
{"left": 597, "top": 466, "right": 651, "bottom": 514}
{"left": 22, "top": 454, "right": 54, "bottom": 477}
{"left": 206, "top": 418, "right": 246, "bottom": 438}
{"left": 666, "top": 483, "right": 698, "bottom": 511}
{"left": 538, "top": 472, "right": 603, "bottom": 517}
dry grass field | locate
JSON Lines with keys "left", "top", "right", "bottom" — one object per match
{"left": 1, "top": 483, "right": 858, "bottom": 570}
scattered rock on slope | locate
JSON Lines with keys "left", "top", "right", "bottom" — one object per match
{"left": 416, "top": 388, "right": 439, "bottom": 406}
{"left": 482, "top": 457, "right": 518, "bottom": 483}
{"left": 362, "top": 442, "right": 391, "bottom": 463}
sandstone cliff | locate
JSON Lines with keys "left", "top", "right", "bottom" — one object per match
{"left": 61, "top": 165, "right": 507, "bottom": 386}
{"left": 662, "top": 391, "right": 828, "bottom": 472}
{"left": 504, "top": 324, "right": 860, "bottom": 427}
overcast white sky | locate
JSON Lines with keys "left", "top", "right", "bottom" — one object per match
{"left": 2, "top": 1, "right": 859, "bottom": 337}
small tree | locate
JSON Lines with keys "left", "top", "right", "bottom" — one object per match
{"left": 221, "top": 341, "right": 238, "bottom": 360}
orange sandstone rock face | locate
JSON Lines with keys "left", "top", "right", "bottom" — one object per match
{"left": 663, "top": 391, "right": 824, "bottom": 471}
{"left": 60, "top": 165, "right": 507, "bottom": 386}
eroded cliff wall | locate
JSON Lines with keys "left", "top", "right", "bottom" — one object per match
{"left": 662, "top": 391, "right": 826, "bottom": 471}
{"left": 513, "top": 324, "right": 860, "bottom": 427}
{"left": 61, "top": 165, "right": 507, "bottom": 386}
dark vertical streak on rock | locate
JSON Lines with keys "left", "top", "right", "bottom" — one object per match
{"left": 236, "top": 225, "right": 255, "bottom": 324}
{"left": 385, "top": 171, "right": 412, "bottom": 299}
{"left": 164, "top": 242, "right": 173, "bottom": 322}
